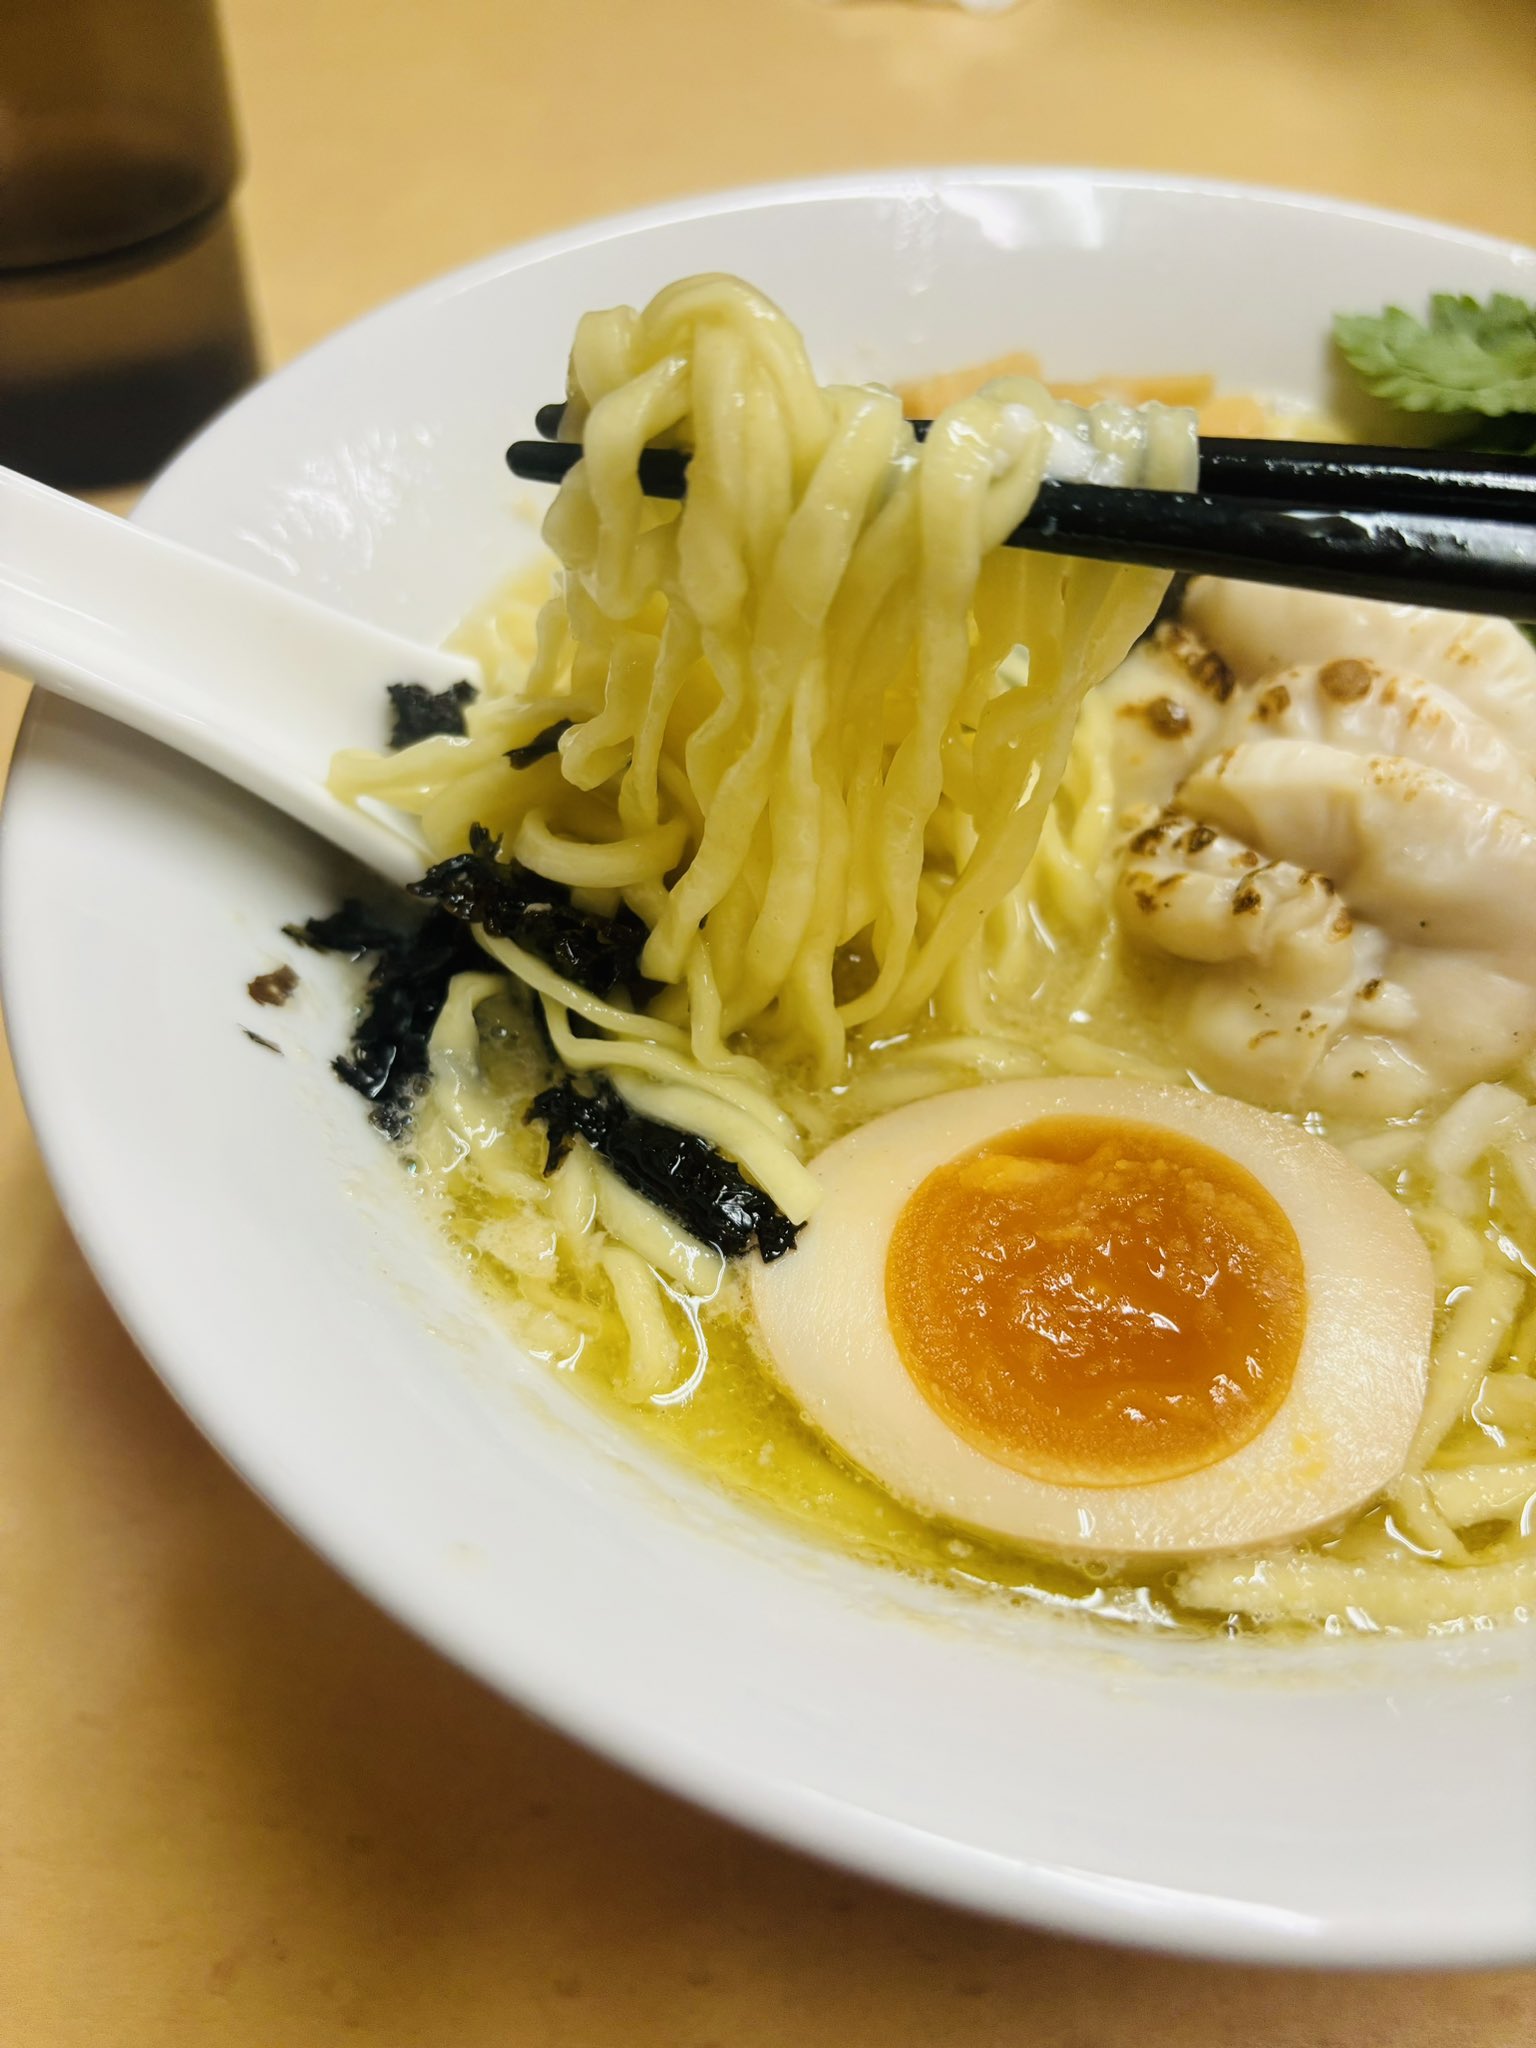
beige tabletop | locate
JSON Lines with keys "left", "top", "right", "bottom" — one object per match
{"left": 4, "top": 2, "right": 1536, "bottom": 2040}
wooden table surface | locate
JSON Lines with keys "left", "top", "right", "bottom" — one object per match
{"left": 4, "top": 2, "right": 1536, "bottom": 2039}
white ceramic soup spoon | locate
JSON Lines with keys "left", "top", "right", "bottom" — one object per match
{"left": 0, "top": 462, "right": 479, "bottom": 886}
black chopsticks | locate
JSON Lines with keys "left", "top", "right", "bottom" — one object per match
{"left": 509, "top": 409, "right": 1536, "bottom": 619}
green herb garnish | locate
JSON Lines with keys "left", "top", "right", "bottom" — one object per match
{"left": 1334, "top": 292, "right": 1536, "bottom": 419}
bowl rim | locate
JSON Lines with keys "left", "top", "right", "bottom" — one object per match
{"left": 149, "top": 166, "right": 1536, "bottom": 486}
{"left": 7, "top": 166, "right": 1536, "bottom": 1969}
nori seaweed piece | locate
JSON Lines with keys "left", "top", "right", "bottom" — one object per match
{"left": 409, "top": 825, "right": 648, "bottom": 998}
{"left": 506, "top": 718, "right": 573, "bottom": 769}
{"left": 287, "top": 900, "right": 484, "bottom": 1136}
{"left": 386, "top": 678, "right": 478, "bottom": 749}
{"left": 294, "top": 847, "right": 789, "bottom": 1257}
{"left": 527, "top": 1076, "right": 800, "bottom": 1262}
{"left": 284, "top": 901, "right": 404, "bottom": 958}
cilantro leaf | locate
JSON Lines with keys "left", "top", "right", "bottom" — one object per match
{"left": 1333, "top": 293, "right": 1536, "bottom": 417}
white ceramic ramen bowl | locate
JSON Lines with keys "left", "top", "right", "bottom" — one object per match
{"left": 4, "top": 171, "right": 1534, "bottom": 1966}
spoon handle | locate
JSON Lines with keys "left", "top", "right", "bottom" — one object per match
{"left": 1, "top": 465, "right": 472, "bottom": 886}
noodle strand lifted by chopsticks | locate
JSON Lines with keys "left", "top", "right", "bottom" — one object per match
{"left": 334, "top": 274, "right": 1196, "bottom": 1096}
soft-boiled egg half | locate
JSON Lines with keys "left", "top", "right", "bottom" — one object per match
{"left": 750, "top": 1078, "right": 1434, "bottom": 1556}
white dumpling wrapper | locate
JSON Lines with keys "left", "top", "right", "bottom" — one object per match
{"left": 1104, "top": 588, "right": 1536, "bottom": 1114}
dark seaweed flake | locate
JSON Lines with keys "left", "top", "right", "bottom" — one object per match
{"left": 288, "top": 900, "right": 484, "bottom": 1135}
{"left": 409, "top": 825, "right": 649, "bottom": 997}
{"left": 295, "top": 847, "right": 789, "bottom": 1259}
{"left": 506, "top": 718, "right": 574, "bottom": 769}
{"left": 284, "top": 901, "right": 404, "bottom": 959}
{"left": 386, "top": 678, "right": 478, "bottom": 749}
{"left": 527, "top": 1076, "right": 799, "bottom": 1262}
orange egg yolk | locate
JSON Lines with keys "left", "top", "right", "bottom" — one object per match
{"left": 885, "top": 1115, "right": 1306, "bottom": 1487}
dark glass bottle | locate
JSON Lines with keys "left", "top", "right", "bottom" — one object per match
{"left": 0, "top": 0, "right": 259, "bottom": 488}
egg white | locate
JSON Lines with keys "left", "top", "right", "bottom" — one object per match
{"left": 750, "top": 1077, "right": 1434, "bottom": 1556}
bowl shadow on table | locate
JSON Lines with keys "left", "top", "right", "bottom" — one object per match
{"left": 7, "top": 1156, "right": 1536, "bottom": 2044}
